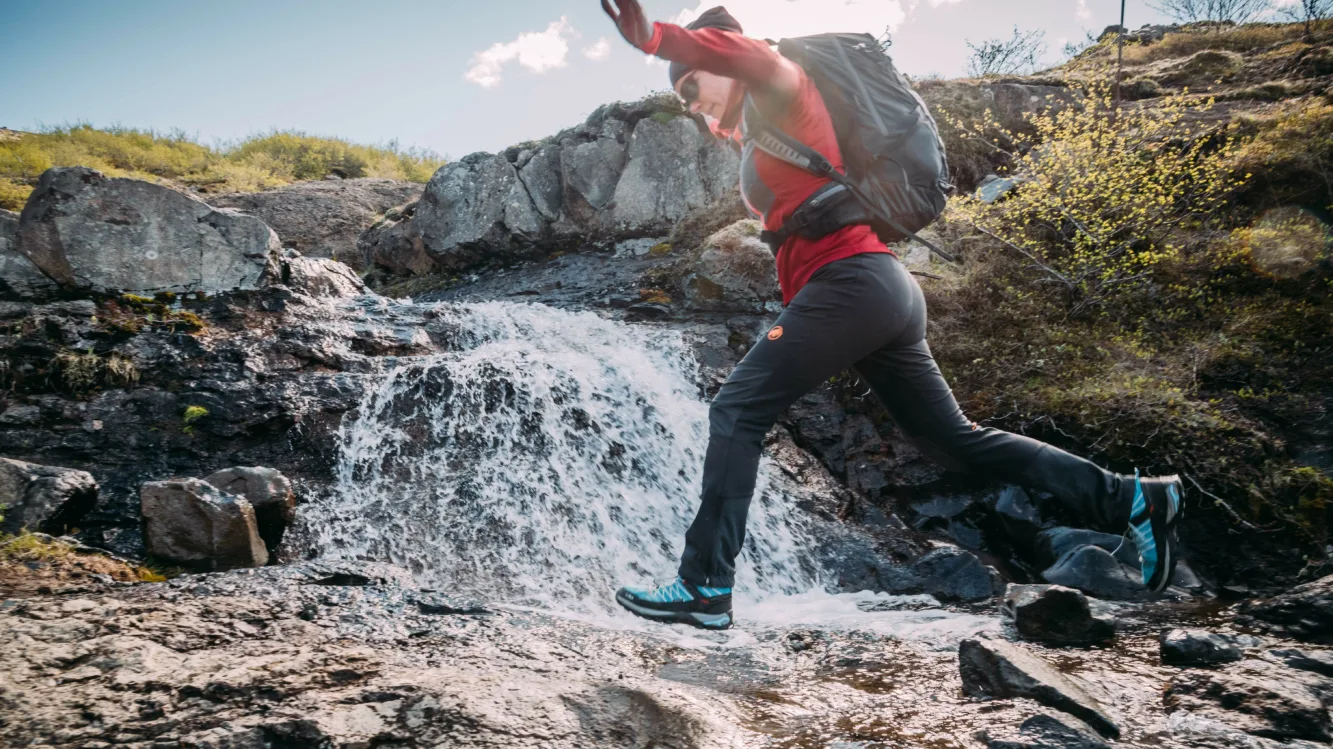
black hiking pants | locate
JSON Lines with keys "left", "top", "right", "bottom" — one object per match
{"left": 677, "top": 252, "right": 1132, "bottom": 588}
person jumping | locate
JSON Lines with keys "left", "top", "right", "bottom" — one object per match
{"left": 602, "top": 1, "right": 1182, "bottom": 630}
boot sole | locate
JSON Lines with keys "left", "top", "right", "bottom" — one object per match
{"left": 615, "top": 592, "right": 733, "bottom": 630}
{"left": 1147, "top": 478, "right": 1182, "bottom": 593}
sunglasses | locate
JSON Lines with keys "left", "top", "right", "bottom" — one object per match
{"left": 677, "top": 72, "right": 700, "bottom": 107}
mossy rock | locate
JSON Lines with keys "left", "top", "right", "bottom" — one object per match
{"left": 1157, "top": 49, "right": 1244, "bottom": 87}
{"left": 1120, "top": 77, "right": 1162, "bottom": 101}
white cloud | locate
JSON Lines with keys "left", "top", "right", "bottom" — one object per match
{"left": 465, "top": 17, "right": 574, "bottom": 88}
{"left": 583, "top": 37, "right": 611, "bottom": 61}
{"left": 928, "top": 0, "right": 964, "bottom": 5}
{"left": 1076, "top": 0, "right": 1093, "bottom": 20}
{"left": 673, "top": 0, "right": 907, "bottom": 41}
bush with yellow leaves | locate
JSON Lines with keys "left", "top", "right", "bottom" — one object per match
{"left": 946, "top": 80, "right": 1247, "bottom": 314}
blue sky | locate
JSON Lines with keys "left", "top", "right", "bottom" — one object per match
{"left": 0, "top": 1, "right": 1173, "bottom": 159}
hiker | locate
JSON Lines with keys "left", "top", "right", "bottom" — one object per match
{"left": 602, "top": 1, "right": 1182, "bottom": 630}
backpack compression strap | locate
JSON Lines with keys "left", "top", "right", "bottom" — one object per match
{"left": 746, "top": 120, "right": 958, "bottom": 263}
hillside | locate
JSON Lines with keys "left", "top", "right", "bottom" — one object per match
{"left": 0, "top": 125, "right": 445, "bottom": 212}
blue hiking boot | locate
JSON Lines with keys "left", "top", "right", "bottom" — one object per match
{"left": 615, "top": 578, "right": 733, "bottom": 630}
{"left": 1126, "top": 471, "right": 1183, "bottom": 593}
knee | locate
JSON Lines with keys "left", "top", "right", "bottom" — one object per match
{"left": 708, "top": 395, "right": 771, "bottom": 438}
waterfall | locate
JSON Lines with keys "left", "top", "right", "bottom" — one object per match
{"left": 306, "top": 301, "right": 822, "bottom": 614}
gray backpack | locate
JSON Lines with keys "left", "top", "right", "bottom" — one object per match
{"left": 747, "top": 33, "right": 955, "bottom": 261}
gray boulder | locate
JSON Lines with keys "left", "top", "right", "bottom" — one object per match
{"left": 360, "top": 95, "right": 739, "bottom": 280}
{"left": 1036, "top": 527, "right": 1138, "bottom": 567}
{"left": 0, "top": 209, "right": 57, "bottom": 300}
{"left": 210, "top": 178, "right": 422, "bottom": 271}
{"left": 1003, "top": 584, "right": 1116, "bottom": 645}
{"left": 958, "top": 638, "right": 1120, "bottom": 738}
{"left": 1269, "top": 648, "right": 1333, "bottom": 678}
{"left": 1164, "top": 660, "right": 1332, "bottom": 742}
{"left": 610, "top": 115, "right": 714, "bottom": 232}
{"left": 0, "top": 457, "right": 98, "bottom": 536}
{"left": 16, "top": 167, "right": 281, "bottom": 295}
{"left": 415, "top": 153, "right": 543, "bottom": 270}
{"left": 203, "top": 466, "right": 296, "bottom": 552}
{"left": 141, "top": 478, "right": 269, "bottom": 570}
{"left": 683, "top": 220, "right": 780, "bottom": 312}
{"left": 1160, "top": 628, "right": 1262, "bottom": 666}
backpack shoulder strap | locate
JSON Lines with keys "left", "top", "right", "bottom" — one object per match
{"left": 744, "top": 99, "right": 957, "bottom": 263}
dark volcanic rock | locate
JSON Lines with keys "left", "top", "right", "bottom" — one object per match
{"left": 1164, "top": 660, "right": 1332, "bottom": 742}
{"left": 1042, "top": 545, "right": 1145, "bottom": 600}
{"left": 1242, "top": 574, "right": 1333, "bottom": 644}
{"left": 210, "top": 178, "right": 423, "bottom": 270}
{"left": 140, "top": 478, "right": 269, "bottom": 570}
{"left": 0, "top": 457, "right": 98, "bottom": 535}
{"left": 0, "top": 208, "right": 57, "bottom": 300}
{"left": 958, "top": 638, "right": 1120, "bottom": 738}
{"left": 911, "top": 546, "right": 1003, "bottom": 602}
{"left": 1036, "top": 527, "right": 1138, "bottom": 568}
{"left": 1002, "top": 584, "right": 1115, "bottom": 645}
{"left": 16, "top": 167, "right": 282, "bottom": 295}
{"left": 983, "top": 714, "right": 1111, "bottom": 749}
{"left": 1159, "top": 629, "right": 1261, "bottom": 666}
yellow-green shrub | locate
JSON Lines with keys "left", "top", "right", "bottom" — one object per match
{"left": 947, "top": 80, "right": 1246, "bottom": 312}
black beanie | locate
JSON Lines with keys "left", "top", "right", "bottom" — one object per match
{"left": 668, "top": 6, "right": 743, "bottom": 87}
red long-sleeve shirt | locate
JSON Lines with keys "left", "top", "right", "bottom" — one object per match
{"left": 644, "top": 22, "right": 892, "bottom": 306}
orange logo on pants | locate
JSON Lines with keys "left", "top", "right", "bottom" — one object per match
{"left": 767, "top": 326, "right": 784, "bottom": 341}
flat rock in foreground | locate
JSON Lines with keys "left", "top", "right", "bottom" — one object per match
{"left": 958, "top": 637, "right": 1120, "bottom": 738}
{"left": 1164, "top": 660, "right": 1332, "bottom": 742}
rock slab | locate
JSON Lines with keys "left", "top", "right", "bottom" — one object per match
{"left": 1242, "top": 573, "right": 1333, "bottom": 644}
{"left": 1042, "top": 545, "right": 1145, "bottom": 600}
{"left": 984, "top": 714, "right": 1111, "bottom": 749}
{"left": 1003, "top": 584, "right": 1116, "bottom": 645}
{"left": 0, "top": 457, "right": 98, "bottom": 535}
{"left": 958, "top": 638, "right": 1120, "bottom": 738}
{"left": 210, "top": 178, "right": 422, "bottom": 270}
{"left": 1164, "top": 660, "right": 1332, "bottom": 742}
{"left": 140, "top": 478, "right": 269, "bottom": 570}
{"left": 17, "top": 167, "right": 281, "bottom": 295}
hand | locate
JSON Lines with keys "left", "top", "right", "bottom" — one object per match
{"left": 601, "top": 0, "right": 655, "bottom": 51}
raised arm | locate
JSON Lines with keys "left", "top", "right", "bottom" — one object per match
{"left": 601, "top": 0, "right": 800, "bottom": 107}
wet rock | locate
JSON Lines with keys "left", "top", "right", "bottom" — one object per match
{"left": 1042, "top": 545, "right": 1145, "bottom": 600}
{"left": 16, "top": 167, "right": 282, "bottom": 295}
{"left": 911, "top": 546, "right": 1004, "bottom": 602}
{"left": 1035, "top": 527, "right": 1138, "bottom": 568}
{"left": 0, "top": 457, "right": 98, "bottom": 535}
{"left": 277, "top": 250, "right": 367, "bottom": 298}
{"left": 203, "top": 467, "right": 296, "bottom": 552}
{"left": 958, "top": 637, "right": 1120, "bottom": 738}
{"left": 1269, "top": 648, "right": 1333, "bottom": 678}
{"left": 986, "top": 485, "right": 1046, "bottom": 540}
{"left": 140, "top": 478, "right": 269, "bottom": 570}
{"left": 210, "top": 179, "right": 423, "bottom": 270}
{"left": 1002, "top": 584, "right": 1116, "bottom": 645}
{"left": 1242, "top": 573, "right": 1333, "bottom": 644}
{"left": 1164, "top": 660, "right": 1332, "bottom": 742}
{"left": 0, "top": 208, "right": 57, "bottom": 300}
{"left": 983, "top": 714, "right": 1111, "bottom": 749}
{"left": 682, "top": 219, "right": 780, "bottom": 312}
{"left": 1160, "top": 629, "right": 1261, "bottom": 666}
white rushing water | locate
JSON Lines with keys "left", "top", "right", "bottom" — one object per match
{"left": 307, "top": 301, "right": 822, "bottom": 614}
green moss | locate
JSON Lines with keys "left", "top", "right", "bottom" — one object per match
{"left": 649, "top": 112, "right": 678, "bottom": 126}
{"left": 182, "top": 405, "right": 208, "bottom": 435}
{"left": 649, "top": 242, "right": 673, "bottom": 256}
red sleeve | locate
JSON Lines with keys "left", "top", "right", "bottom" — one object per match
{"left": 644, "top": 22, "right": 783, "bottom": 93}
